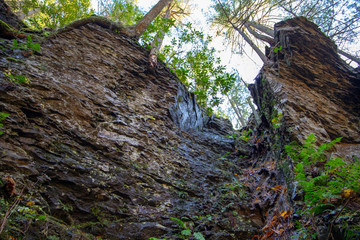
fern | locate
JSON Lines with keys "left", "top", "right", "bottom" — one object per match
{"left": 287, "top": 134, "right": 360, "bottom": 238}
{"left": 286, "top": 134, "right": 358, "bottom": 207}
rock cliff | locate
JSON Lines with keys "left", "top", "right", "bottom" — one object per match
{"left": 0, "top": 7, "right": 359, "bottom": 240}
{"left": 248, "top": 17, "right": 360, "bottom": 239}
{"left": 0, "top": 15, "right": 258, "bottom": 240}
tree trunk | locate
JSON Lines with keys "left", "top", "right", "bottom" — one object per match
{"left": 150, "top": 5, "right": 171, "bottom": 56}
{"left": 131, "top": 0, "right": 173, "bottom": 38}
{"left": 215, "top": 0, "right": 268, "bottom": 64}
{"left": 244, "top": 22, "right": 274, "bottom": 45}
{"left": 234, "top": 25, "right": 269, "bottom": 64}
{"left": 227, "top": 95, "right": 246, "bottom": 127}
{"left": 338, "top": 49, "right": 360, "bottom": 65}
{"left": 238, "top": 76, "right": 261, "bottom": 126}
{"left": 148, "top": 5, "right": 171, "bottom": 68}
{"left": 247, "top": 21, "right": 274, "bottom": 37}
{"left": 247, "top": 97, "right": 261, "bottom": 126}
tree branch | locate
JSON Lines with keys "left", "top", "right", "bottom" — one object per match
{"left": 131, "top": 0, "right": 173, "bottom": 38}
{"left": 244, "top": 22, "right": 274, "bottom": 45}
{"left": 247, "top": 21, "right": 274, "bottom": 37}
{"left": 216, "top": 0, "right": 268, "bottom": 64}
{"left": 338, "top": 49, "right": 360, "bottom": 65}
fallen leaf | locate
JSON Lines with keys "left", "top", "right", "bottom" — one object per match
{"left": 265, "top": 230, "right": 274, "bottom": 238}
{"left": 342, "top": 189, "right": 354, "bottom": 198}
{"left": 26, "top": 201, "right": 35, "bottom": 207}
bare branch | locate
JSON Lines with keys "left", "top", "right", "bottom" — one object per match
{"left": 247, "top": 21, "right": 274, "bottom": 37}
{"left": 338, "top": 49, "right": 360, "bottom": 65}
{"left": 244, "top": 22, "right": 274, "bottom": 45}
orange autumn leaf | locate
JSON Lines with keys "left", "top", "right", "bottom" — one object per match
{"left": 271, "top": 185, "right": 283, "bottom": 192}
{"left": 280, "top": 210, "right": 291, "bottom": 218}
{"left": 342, "top": 189, "right": 354, "bottom": 198}
{"left": 266, "top": 230, "right": 274, "bottom": 238}
{"left": 280, "top": 211, "right": 288, "bottom": 217}
{"left": 26, "top": 201, "right": 35, "bottom": 207}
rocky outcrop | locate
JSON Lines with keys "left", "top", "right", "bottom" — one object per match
{"left": 0, "top": 22, "right": 259, "bottom": 239}
{"left": 1, "top": 10, "right": 359, "bottom": 240}
{"left": 248, "top": 17, "right": 360, "bottom": 239}
{"left": 0, "top": 0, "right": 27, "bottom": 30}
{"left": 255, "top": 17, "right": 360, "bottom": 151}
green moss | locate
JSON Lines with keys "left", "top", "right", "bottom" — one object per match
{"left": 51, "top": 15, "right": 125, "bottom": 38}
{"left": 6, "top": 56, "right": 24, "bottom": 63}
{"left": 0, "top": 20, "right": 24, "bottom": 39}
{"left": 0, "top": 20, "right": 14, "bottom": 33}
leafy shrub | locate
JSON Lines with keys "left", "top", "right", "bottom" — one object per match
{"left": 12, "top": 35, "right": 40, "bottom": 52}
{"left": 0, "top": 197, "right": 48, "bottom": 238}
{"left": 4, "top": 69, "right": 30, "bottom": 84}
{"left": 0, "top": 112, "right": 10, "bottom": 135}
{"left": 286, "top": 134, "right": 360, "bottom": 238}
{"left": 170, "top": 216, "right": 205, "bottom": 240}
{"left": 286, "top": 134, "right": 360, "bottom": 208}
{"left": 9, "top": 0, "right": 93, "bottom": 30}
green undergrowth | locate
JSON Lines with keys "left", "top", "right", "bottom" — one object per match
{"left": 149, "top": 216, "right": 208, "bottom": 240}
{"left": 12, "top": 35, "right": 41, "bottom": 52}
{"left": 286, "top": 134, "right": 360, "bottom": 239}
{"left": 0, "top": 113, "right": 9, "bottom": 135}
{"left": 3, "top": 69, "right": 30, "bottom": 84}
{"left": 0, "top": 181, "right": 106, "bottom": 239}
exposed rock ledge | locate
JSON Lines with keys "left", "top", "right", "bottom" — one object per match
{"left": 1, "top": 10, "right": 359, "bottom": 240}
{"left": 0, "top": 21, "right": 257, "bottom": 239}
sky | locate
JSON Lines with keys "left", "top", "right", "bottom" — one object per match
{"left": 89, "top": 0, "right": 359, "bottom": 127}
{"left": 89, "top": 0, "right": 265, "bottom": 128}
{"left": 136, "top": 0, "right": 263, "bottom": 83}
{"left": 90, "top": 0, "right": 263, "bottom": 83}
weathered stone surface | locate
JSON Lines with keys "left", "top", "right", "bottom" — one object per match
{"left": 0, "top": 0, "right": 27, "bottom": 30}
{"left": 0, "top": 23, "right": 258, "bottom": 239}
{"left": 252, "top": 17, "right": 360, "bottom": 158}
{"left": 248, "top": 17, "right": 360, "bottom": 239}
{"left": 2, "top": 13, "right": 359, "bottom": 240}
{"left": 169, "top": 82, "right": 207, "bottom": 132}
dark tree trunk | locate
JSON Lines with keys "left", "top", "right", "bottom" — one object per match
{"left": 129, "top": 0, "right": 173, "bottom": 38}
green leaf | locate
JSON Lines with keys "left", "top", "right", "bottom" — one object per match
{"left": 193, "top": 232, "right": 205, "bottom": 240}
{"left": 170, "top": 217, "right": 186, "bottom": 229}
{"left": 12, "top": 39, "right": 18, "bottom": 49}
{"left": 181, "top": 229, "right": 191, "bottom": 236}
{"left": 0, "top": 112, "right": 10, "bottom": 121}
{"left": 274, "top": 45, "right": 282, "bottom": 53}
{"left": 36, "top": 215, "right": 47, "bottom": 221}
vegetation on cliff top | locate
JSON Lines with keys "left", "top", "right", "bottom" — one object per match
{"left": 4, "top": 0, "right": 360, "bottom": 126}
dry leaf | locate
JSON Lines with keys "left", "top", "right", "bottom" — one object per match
{"left": 342, "top": 189, "right": 354, "bottom": 198}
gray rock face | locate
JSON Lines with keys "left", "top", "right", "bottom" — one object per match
{"left": 169, "top": 82, "right": 207, "bottom": 132}
{"left": 0, "top": 23, "right": 258, "bottom": 239}
{"left": 2, "top": 14, "right": 357, "bottom": 240}
{"left": 254, "top": 17, "right": 360, "bottom": 157}
{"left": 0, "top": 0, "right": 27, "bottom": 31}
{"left": 247, "top": 17, "right": 360, "bottom": 239}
